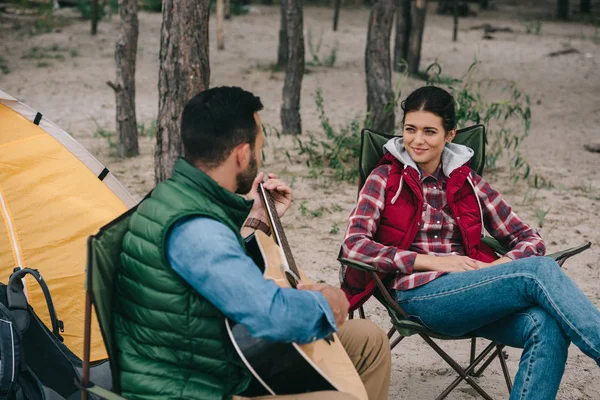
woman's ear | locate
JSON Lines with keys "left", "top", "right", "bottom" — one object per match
{"left": 446, "top": 129, "right": 457, "bottom": 143}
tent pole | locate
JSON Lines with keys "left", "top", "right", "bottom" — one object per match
{"left": 81, "top": 290, "right": 92, "bottom": 400}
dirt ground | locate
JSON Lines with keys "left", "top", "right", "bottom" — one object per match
{"left": 1, "top": 1, "right": 599, "bottom": 398}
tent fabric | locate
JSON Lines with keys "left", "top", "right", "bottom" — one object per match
{"left": 0, "top": 89, "right": 136, "bottom": 361}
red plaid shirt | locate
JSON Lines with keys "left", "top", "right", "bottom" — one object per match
{"left": 342, "top": 164, "right": 545, "bottom": 291}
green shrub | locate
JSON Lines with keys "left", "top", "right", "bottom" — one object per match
{"left": 295, "top": 88, "right": 364, "bottom": 183}
{"left": 306, "top": 28, "right": 338, "bottom": 68}
{"left": 293, "top": 60, "right": 545, "bottom": 188}
{"left": 140, "top": 0, "right": 162, "bottom": 12}
{"left": 76, "top": 0, "right": 118, "bottom": 21}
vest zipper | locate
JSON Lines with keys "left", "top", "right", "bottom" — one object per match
{"left": 466, "top": 175, "right": 486, "bottom": 238}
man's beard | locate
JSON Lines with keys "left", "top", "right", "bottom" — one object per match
{"left": 235, "top": 154, "right": 258, "bottom": 194}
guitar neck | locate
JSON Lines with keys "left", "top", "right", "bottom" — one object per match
{"left": 258, "top": 183, "right": 300, "bottom": 278}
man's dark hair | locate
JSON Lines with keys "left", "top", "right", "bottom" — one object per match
{"left": 181, "top": 86, "right": 264, "bottom": 166}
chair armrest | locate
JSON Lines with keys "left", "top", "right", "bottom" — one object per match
{"left": 338, "top": 257, "right": 379, "bottom": 272}
{"left": 480, "top": 236, "right": 508, "bottom": 256}
{"left": 547, "top": 242, "right": 591, "bottom": 265}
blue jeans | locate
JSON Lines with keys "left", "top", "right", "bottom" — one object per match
{"left": 392, "top": 256, "right": 600, "bottom": 400}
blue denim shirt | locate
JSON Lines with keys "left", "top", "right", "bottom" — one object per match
{"left": 166, "top": 217, "right": 337, "bottom": 344}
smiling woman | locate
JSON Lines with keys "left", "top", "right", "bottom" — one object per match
{"left": 401, "top": 87, "right": 457, "bottom": 175}
{"left": 341, "top": 86, "right": 600, "bottom": 400}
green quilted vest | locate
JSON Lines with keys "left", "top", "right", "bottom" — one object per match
{"left": 113, "top": 158, "right": 252, "bottom": 399}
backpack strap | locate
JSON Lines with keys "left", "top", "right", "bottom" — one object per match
{"left": 7, "top": 268, "right": 64, "bottom": 342}
{"left": 0, "top": 302, "right": 18, "bottom": 399}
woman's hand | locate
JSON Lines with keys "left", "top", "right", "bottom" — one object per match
{"left": 414, "top": 255, "right": 481, "bottom": 273}
{"left": 476, "top": 256, "right": 512, "bottom": 269}
{"left": 245, "top": 172, "right": 293, "bottom": 220}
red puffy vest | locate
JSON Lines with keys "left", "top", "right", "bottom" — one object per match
{"left": 343, "top": 153, "right": 498, "bottom": 311}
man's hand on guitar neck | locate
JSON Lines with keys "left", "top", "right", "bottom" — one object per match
{"left": 245, "top": 172, "right": 293, "bottom": 223}
{"left": 298, "top": 283, "right": 350, "bottom": 329}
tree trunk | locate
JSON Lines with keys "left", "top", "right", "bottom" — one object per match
{"left": 393, "top": 0, "right": 411, "bottom": 72}
{"left": 333, "top": 0, "right": 342, "bottom": 31}
{"left": 225, "top": 0, "right": 231, "bottom": 19}
{"left": 217, "top": 0, "right": 225, "bottom": 50}
{"left": 280, "top": 0, "right": 304, "bottom": 134}
{"left": 407, "top": 0, "right": 427, "bottom": 75}
{"left": 91, "top": 0, "right": 99, "bottom": 35}
{"left": 365, "top": 0, "right": 395, "bottom": 134}
{"left": 557, "top": 0, "right": 569, "bottom": 20}
{"left": 480, "top": 0, "right": 489, "bottom": 9}
{"left": 112, "top": 0, "right": 139, "bottom": 158}
{"left": 155, "top": 0, "right": 210, "bottom": 183}
{"left": 581, "top": 0, "right": 590, "bottom": 13}
{"left": 277, "top": 0, "right": 289, "bottom": 68}
{"left": 453, "top": 0, "right": 458, "bottom": 41}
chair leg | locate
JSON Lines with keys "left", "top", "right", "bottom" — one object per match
{"left": 349, "top": 310, "right": 354, "bottom": 320}
{"left": 386, "top": 326, "right": 405, "bottom": 349}
{"left": 497, "top": 344, "right": 513, "bottom": 393}
{"left": 358, "top": 305, "right": 366, "bottom": 319}
{"left": 435, "top": 341, "right": 497, "bottom": 400}
{"left": 472, "top": 345, "right": 508, "bottom": 378}
{"left": 470, "top": 338, "right": 477, "bottom": 365}
{"left": 390, "top": 334, "right": 405, "bottom": 350}
{"left": 387, "top": 326, "right": 396, "bottom": 339}
{"left": 421, "top": 334, "right": 494, "bottom": 400}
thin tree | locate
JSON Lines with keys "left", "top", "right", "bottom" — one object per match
{"left": 280, "top": 0, "right": 304, "bottom": 134}
{"left": 393, "top": 0, "right": 411, "bottom": 72}
{"left": 557, "top": 0, "right": 569, "bottom": 20}
{"left": 333, "top": 0, "right": 342, "bottom": 31}
{"left": 366, "top": 0, "right": 395, "bottom": 133}
{"left": 277, "top": 0, "right": 289, "bottom": 67}
{"left": 225, "top": 0, "right": 231, "bottom": 19}
{"left": 581, "top": 0, "right": 590, "bottom": 14}
{"left": 480, "top": 0, "right": 488, "bottom": 9}
{"left": 217, "top": 0, "right": 225, "bottom": 50}
{"left": 453, "top": 0, "right": 458, "bottom": 41}
{"left": 108, "top": 0, "right": 139, "bottom": 157}
{"left": 407, "top": 0, "right": 428, "bottom": 75}
{"left": 155, "top": 0, "right": 211, "bottom": 183}
{"left": 91, "top": 0, "right": 99, "bottom": 35}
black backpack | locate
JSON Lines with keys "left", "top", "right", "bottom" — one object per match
{"left": 0, "top": 268, "right": 111, "bottom": 400}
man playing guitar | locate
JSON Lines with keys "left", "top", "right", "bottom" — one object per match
{"left": 112, "top": 86, "right": 391, "bottom": 400}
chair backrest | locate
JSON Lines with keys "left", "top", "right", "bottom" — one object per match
{"left": 86, "top": 207, "right": 138, "bottom": 393}
{"left": 358, "top": 125, "right": 486, "bottom": 188}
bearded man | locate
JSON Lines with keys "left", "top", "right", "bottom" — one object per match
{"left": 112, "top": 86, "right": 391, "bottom": 400}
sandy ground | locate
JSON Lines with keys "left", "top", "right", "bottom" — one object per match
{"left": 1, "top": 1, "right": 599, "bottom": 398}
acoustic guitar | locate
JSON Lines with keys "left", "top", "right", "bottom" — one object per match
{"left": 226, "top": 183, "right": 368, "bottom": 399}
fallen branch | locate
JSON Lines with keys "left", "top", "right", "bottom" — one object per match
{"left": 547, "top": 48, "right": 580, "bottom": 57}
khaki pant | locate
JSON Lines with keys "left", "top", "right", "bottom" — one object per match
{"left": 233, "top": 319, "right": 391, "bottom": 400}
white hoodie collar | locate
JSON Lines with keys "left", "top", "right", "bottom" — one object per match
{"left": 383, "top": 136, "right": 474, "bottom": 178}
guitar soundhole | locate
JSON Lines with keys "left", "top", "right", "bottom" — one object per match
{"left": 245, "top": 234, "right": 265, "bottom": 273}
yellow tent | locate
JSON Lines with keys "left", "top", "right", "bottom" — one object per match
{"left": 0, "top": 89, "right": 136, "bottom": 361}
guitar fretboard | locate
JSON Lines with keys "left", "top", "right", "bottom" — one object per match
{"left": 259, "top": 184, "right": 300, "bottom": 278}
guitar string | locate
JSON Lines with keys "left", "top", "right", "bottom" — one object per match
{"left": 260, "top": 184, "right": 300, "bottom": 277}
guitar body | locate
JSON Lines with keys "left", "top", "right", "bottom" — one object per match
{"left": 226, "top": 231, "right": 367, "bottom": 399}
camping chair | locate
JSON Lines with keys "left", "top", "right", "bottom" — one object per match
{"left": 79, "top": 208, "right": 136, "bottom": 400}
{"left": 338, "top": 126, "right": 591, "bottom": 400}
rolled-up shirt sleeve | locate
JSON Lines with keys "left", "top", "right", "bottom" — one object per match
{"left": 166, "top": 217, "right": 336, "bottom": 344}
{"left": 472, "top": 172, "right": 546, "bottom": 259}
{"left": 342, "top": 164, "right": 416, "bottom": 274}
